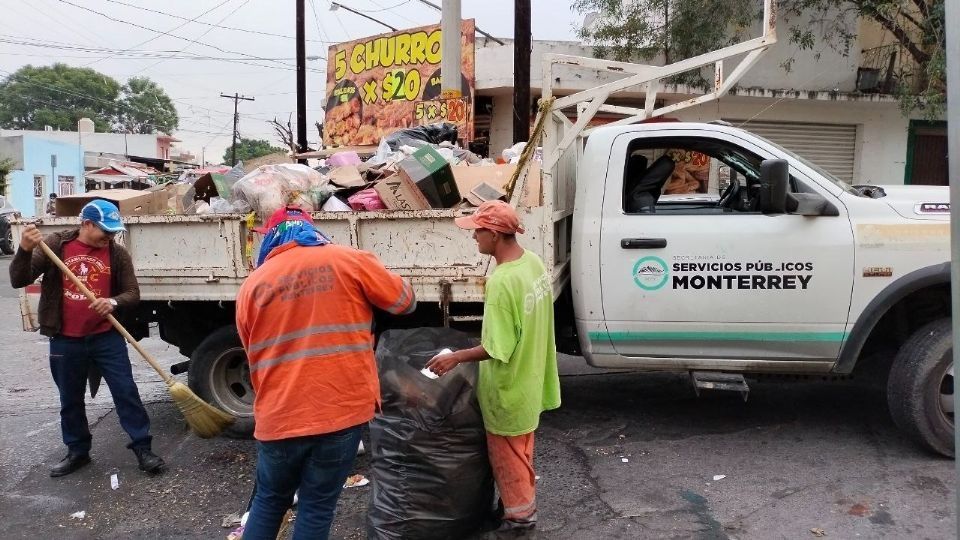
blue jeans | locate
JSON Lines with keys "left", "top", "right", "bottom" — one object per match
{"left": 244, "top": 425, "right": 362, "bottom": 540}
{"left": 50, "top": 330, "right": 152, "bottom": 454}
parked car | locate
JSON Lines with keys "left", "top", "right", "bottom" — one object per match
{"left": 0, "top": 196, "right": 19, "bottom": 255}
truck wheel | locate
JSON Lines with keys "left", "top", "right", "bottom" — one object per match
{"left": 887, "top": 318, "right": 954, "bottom": 457}
{"left": 188, "top": 326, "right": 255, "bottom": 439}
{"left": 0, "top": 219, "right": 13, "bottom": 255}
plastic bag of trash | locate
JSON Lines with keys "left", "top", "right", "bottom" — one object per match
{"left": 367, "top": 328, "right": 494, "bottom": 540}
{"left": 381, "top": 122, "right": 459, "bottom": 152}
{"left": 208, "top": 196, "right": 251, "bottom": 214}
{"left": 502, "top": 142, "right": 527, "bottom": 164}
{"left": 213, "top": 162, "right": 246, "bottom": 203}
{"left": 232, "top": 164, "right": 326, "bottom": 217}
{"left": 347, "top": 188, "right": 386, "bottom": 211}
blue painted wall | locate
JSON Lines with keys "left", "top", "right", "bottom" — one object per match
{"left": 7, "top": 136, "right": 83, "bottom": 217}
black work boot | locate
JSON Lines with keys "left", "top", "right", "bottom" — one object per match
{"left": 50, "top": 453, "right": 91, "bottom": 478}
{"left": 133, "top": 448, "right": 165, "bottom": 474}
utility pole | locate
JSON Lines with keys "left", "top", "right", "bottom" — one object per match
{"left": 220, "top": 92, "right": 255, "bottom": 166}
{"left": 296, "top": 0, "right": 308, "bottom": 164}
{"left": 440, "top": 0, "right": 461, "bottom": 99}
{"left": 513, "top": 0, "right": 531, "bottom": 143}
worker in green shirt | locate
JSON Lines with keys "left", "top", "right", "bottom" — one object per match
{"left": 428, "top": 200, "right": 561, "bottom": 534}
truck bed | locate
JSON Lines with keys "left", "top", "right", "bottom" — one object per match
{"left": 13, "top": 203, "right": 566, "bottom": 306}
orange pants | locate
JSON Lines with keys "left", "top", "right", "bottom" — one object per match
{"left": 486, "top": 431, "right": 537, "bottom": 524}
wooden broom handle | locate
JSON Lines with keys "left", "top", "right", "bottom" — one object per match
{"left": 38, "top": 241, "right": 174, "bottom": 386}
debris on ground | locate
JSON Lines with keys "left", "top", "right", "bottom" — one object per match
{"left": 221, "top": 512, "right": 242, "bottom": 528}
{"left": 69, "top": 511, "right": 86, "bottom": 520}
{"left": 713, "top": 475, "right": 726, "bottom": 481}
{"left": 344, "top": 474, "right": 370, "bottom": 488}
{"left": 810, "top": 527, "right": 826, "bottom": 537}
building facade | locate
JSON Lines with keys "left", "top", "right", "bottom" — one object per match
{"left": 0, "top": 119, "right": 181, "bottom": 171}
{"left": 0, "top": 135, "right": 83, "bottom": 217}
{"left": 473, "top": 12, "right": 945, "bottom": 187}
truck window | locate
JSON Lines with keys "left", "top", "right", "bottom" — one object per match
{"left": 622, "top": 137, "right": 770, "bottom": 215}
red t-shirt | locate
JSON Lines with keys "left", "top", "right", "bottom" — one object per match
{"left": 60, "top": 239, "right": 113, "bottom": 337}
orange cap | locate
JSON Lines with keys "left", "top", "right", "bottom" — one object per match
{"left": 454, "top": 200, "right": 525, "bottom": 234}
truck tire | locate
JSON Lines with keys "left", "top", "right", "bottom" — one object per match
{"left": 188, "top": 326, "right": 255, "bottom": 439}
{"left": 887, "top": 318, "right": 954, "bottom": 457}
{"left": 0, "top": 218, "right": 13, "bottom": 255}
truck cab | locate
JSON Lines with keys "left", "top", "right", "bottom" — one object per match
{"left": 569, "top": 122, "right": 952, "bottom": 454}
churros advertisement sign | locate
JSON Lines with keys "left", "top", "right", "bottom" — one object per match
{"left": 323, "top": 20, "right": 476, "bottom": 147}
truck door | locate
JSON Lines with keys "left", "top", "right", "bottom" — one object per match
{"left": 597, "top": 129, "right": 855, "bottom": 365}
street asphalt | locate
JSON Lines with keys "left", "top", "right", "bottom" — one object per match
{"left": 0, "top": 253, "right": 954, "bottom": 539}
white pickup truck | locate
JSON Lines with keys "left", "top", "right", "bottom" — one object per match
{"left": 13, "top": 1, "right": 954, "bottom": 456}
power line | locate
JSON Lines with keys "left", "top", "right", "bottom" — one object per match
{"left": 352, "top": 1, "right": 412, "bottom": 13}
{"left": 127, "top": 0, "right": 252, "bottom": 78}
{"left": 101, "top": 0, "right": 338, "bottom": 44}
{"left": 0, "top": 37, "right": 317, "bottom": 62}
{"left": 84, "top": 0, "right": 235, "bottom": 67}
{"left": 368, "top": 0, "right": 422, "bottom": 26}
{"left": 55, "top": 0, "right": 323, "bottom": 73}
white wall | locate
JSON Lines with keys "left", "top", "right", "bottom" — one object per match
{"left": 486, "top": 93, "right": 911, "bottom": 185}
{"left": 0, "top": 130, "right": 162, "bottom": 158}
{"left": 489, "top": 94, "right": 515, "bottom": 159}
{"left": 673, "top": 96, "right": 908, "bottom": 185}
{"left": 478, "top": 7, "right": 864, "bottom": 96}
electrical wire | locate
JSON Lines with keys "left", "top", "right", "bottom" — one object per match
{"left": 101, "top": 0, "right": 337, "bottom": 44}
{"left": 83, "top": 0, "right": 235, "bottom": 67}
{"left": 127, "top": 0, "right": 252, "bottom": 77}
{"left": 54, "top": 0, "right": 323, "bottom": 73}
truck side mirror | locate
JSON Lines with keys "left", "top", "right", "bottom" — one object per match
{"left": 759, "top": 159, "right": 788, "bottom": 214}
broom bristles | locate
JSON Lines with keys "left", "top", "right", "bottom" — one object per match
{"left": 167, "top": 381, "right": 235, "bottom": 439}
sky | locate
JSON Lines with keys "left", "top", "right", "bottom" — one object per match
{"left": 0, "top": 0, "right": 583, "bottom": 163}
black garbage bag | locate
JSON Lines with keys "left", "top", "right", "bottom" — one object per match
{"left": 381, "top": 122, "right": 460, "bottom": 152}
{"left": 367, "top": 328, "right": 494, "bottom": 540}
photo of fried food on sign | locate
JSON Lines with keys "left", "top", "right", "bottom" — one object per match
{"left": 664, "top": 149, "right": 709, "bottom": 194}
{"left": 323, "top": 20, "right": 476, "bottom": 147}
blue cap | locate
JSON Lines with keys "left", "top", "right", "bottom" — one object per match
{"left": 80, "top": 199, "right": 126, "bottom": 233}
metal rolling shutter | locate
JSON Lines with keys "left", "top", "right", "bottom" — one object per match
{"left": 731, "top": 120, "right": 858, "bottom": 182}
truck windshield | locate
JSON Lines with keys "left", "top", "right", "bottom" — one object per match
{"left": 747, "top": 132, "right": 861, "bottom": 196}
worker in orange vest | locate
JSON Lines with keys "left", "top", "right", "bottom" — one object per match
{"left": 236, "top": 206, "right": 416, "bottom": 540}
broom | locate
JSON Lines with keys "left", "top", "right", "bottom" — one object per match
{"left": 38, "top": 240, "right": 235, "bottom": 438}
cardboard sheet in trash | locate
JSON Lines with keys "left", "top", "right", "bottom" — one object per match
{"left": 451, "top": 163, "right": 541, "bottom": 207}
{"left": 327, "top": 165, "right": 366, "bottom": 188}
{"left": 56, "top": 189, "right": 166, "bottom": 217}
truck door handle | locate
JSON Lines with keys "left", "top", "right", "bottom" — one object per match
{"left": 621, "top": 238, "right": 667, "bottom": 249}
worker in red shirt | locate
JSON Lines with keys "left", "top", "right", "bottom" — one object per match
{"left": 10, "top": 200, "right": 164, "bottom": 477}
{"left": 237, "top": 207, "right": 416, "bottom": 540}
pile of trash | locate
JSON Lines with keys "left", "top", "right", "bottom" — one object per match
{"left": 152, "top": 122, "right": 542, "bottom": 220}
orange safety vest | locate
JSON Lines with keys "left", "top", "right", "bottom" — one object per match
{"left": 236, "top": 241, "right": 416, "bottom": 441}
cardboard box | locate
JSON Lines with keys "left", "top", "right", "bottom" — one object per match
{"left": 397, "top": 146, "right": 461, "bottom": 208}
{"left": 163, "top": 183, "right": 197, "bottom": 214}
{"left": 451, "top": 163, "right": 541, "bottom": 207}
{"left": 56, "top": 189, "right": 166, "bottom": 217}
{"left": 373, "top": 173, "right": 431, "bottom": 211}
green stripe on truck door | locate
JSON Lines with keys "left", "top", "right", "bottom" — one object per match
{"left": 589, "top": 331, "right": 848, "bottom": 342}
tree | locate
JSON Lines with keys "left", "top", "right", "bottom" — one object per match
{"left": 573, "top": 0, "right": 946, "bottom": 119}
{"left": 117, "top": 77, "right": 179, "bottom": 134}
{"left": 0, "top": 63, "right": 121, "bottom": 132}
{"left": 223, "top": 138, "right": 285, "bottom": 164}
{"left": 0, "top": 64, "right": 182, "bottom": 133}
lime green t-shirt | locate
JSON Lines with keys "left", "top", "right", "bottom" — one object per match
{"left": 479, "top": 250, "right": 561, "bottom": 436}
